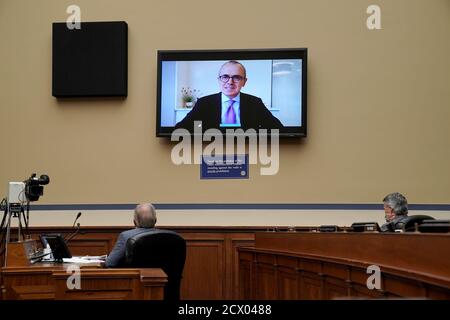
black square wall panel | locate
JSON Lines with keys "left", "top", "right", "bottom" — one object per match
{"left": 52, "top": 21, "right": 127, "bottom": 97}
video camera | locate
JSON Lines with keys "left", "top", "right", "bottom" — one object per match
{"left": 8, "top": 173, "right": 50, "bottom": 205}
{"left": 23, "top": 173, "right": 50, "bottom": 202}
{"left": 1, "top": 173, "right": 50, "bottom": 263}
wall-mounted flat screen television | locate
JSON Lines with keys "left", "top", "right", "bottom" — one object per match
{"left": 156, "top": 48, "right": 307, "bottom": 137}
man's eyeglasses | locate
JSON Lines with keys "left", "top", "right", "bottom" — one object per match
{"left": 218, "top": 74, "right": 244, "bottom": 83}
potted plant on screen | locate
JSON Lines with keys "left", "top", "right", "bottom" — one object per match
{"left": 181, "top": 87, "right": 200, "bottom": 108}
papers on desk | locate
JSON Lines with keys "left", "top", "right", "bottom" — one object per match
{"left": 63, "top": 255, "right": 107, "bottom": 264}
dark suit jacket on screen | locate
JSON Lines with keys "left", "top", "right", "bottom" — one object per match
{"left": 175, "top": 92, "right": 283, "bottom": 131}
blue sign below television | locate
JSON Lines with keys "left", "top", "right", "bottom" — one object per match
{"left": 201, "top": 154, "right": 248, "bottom": 179}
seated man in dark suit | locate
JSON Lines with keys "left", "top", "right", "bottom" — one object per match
{"left": 381, "top": 192, "right": 409, "bottom": 232}
{"left": 175, "top": 60, "right": 284, "bottom": 131}
{"left": 105, "top": 203, "right": 157, "bottom": 267}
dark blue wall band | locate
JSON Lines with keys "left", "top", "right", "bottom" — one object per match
{"left": 30, "top": 203, "right": 450, "bottom": 211}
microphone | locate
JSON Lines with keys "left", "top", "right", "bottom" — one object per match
{"left": 65, "top": 222, "right": 81, "bottom": 242}
{"left": 72, "top": 212, "right": 82, "bottom": 228}
{"left": 64, "top": 212, "right": 82, "bottom": 242}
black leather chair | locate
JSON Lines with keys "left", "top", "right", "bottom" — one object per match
{"left": 394, "top": 215, "right": 435, "bottom": 232}
{"left": 125, "top": 229, "right": 186, "bottom": 301}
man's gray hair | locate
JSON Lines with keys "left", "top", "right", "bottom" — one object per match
{"left": 219, "top": 60, "right": 247, "bottom": 78}
{"left": 383, "top": 192, "right": 408, "bottom": 216}
{"left": 134, "top": 203, "right": 157, "bottom": 228}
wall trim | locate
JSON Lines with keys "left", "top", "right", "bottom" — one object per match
{"left": 30, "top": 203, "right": 450, "bottom": 211}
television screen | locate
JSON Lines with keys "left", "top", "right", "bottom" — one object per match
{"left": 156, "top": 48, "right": 307, "bottom": 137}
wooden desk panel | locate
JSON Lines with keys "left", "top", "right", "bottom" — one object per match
{"left": 239, "top": 232, "right": 450, "bottom": 300}
{"left": 17, "top": 227, "right": 258, "bottom": 300}
{"left": 5, "top": 227, "right": 450, "bottom": 300}
{"left": 255, "top": 232, "right": 450, "bottom": 282}
{"left": 1, "top": 265, "right": 166, "bottom": 300}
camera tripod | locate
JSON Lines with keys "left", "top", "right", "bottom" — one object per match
{"left": 0, "top": 199, "right": 31, "bottom": 266}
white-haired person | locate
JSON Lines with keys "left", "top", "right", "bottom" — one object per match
{"left": 381, "top": 192, "right": 409, "bottom": 232}
{"left": 105, "top": 203, "right": 157, "bottom": 267}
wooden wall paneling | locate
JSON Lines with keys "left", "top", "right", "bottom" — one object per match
{"left": 350, "top": 268, "right": 387, "bottom": 300}
{"left": 67, "top": 235, "right": 116, "bottom": 256}
{"left": 426, "top": 284, "right": 450, "bottom": 299}
{"left": 140, "top": 269, "right": 168, "bottom": 300}
{"left": 295, "top": 260, "right": 304, "bottom": 301}
{"left": 324, "top": 276, "right": 349, "bottom": 300}
{"left": 322, "top": 262, "right": 349, "bottom": 282}
{"left": 255, "top": 232, "right": 450, "bottom": 281}
{"left": 278, "top": 266, "right": 298, "bottom": 299}
{"left": 321, "top": 262, "right": 351, "bottom": 299}
{"left": 351, "top": 283, "right": 387, "bottom": 299}
{"left": 346, "top": 266, "right": 386, "bottom": 299}
{"left": 240, "top": 233, "right": 450, "bottom": 300}
{"left": 1, "top": 267, "right": 57, "bottom": 299}
{"left": 344, "top": 266, "right": 353, "bottom": 297}
{"left": 276, "top": 255, "right": 298, "bottom": 299}
{"left": 238, "top": 256, "right": 252, "bottom": 300}
{"left": 238, "top": 250, "right": 265, "bottom": 299}
{"left": 298, "top": 258, "right": 323, "bottom": 299}
{"left": 179, "top": 233, "right": 225, "bottom": 299}
{"left": 254, "top": 253, "right": 278, "bottom": 299}
{"left": 300, "top": 272, "right": 322, "bottom": 300}
{"left": 382, "top": 273, "right": 427, "bottom": 298}
{"left": 52, "top": 268, "right": 166, "bottom": 300}
{"left": 53, "top": 270, "right": 138, "bottom": 300}
{"left": 299, "top": 258, "right": 322, "bottom": 275}
{"left": 1, "top": 266, "right": 166, "bottom": 300}
{"left": 229, "top": 235, "right": 254, "bottom": 299}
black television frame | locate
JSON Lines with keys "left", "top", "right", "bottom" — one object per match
{"left": 156, "top": 48, "right": 307, "bottom": 138}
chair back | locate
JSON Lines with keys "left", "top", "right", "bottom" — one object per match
{"left": 125, "top": 229, "right": 186, "bottom": 301}
{"left": 395, "top": 215, "right": 435, "bottom": 232}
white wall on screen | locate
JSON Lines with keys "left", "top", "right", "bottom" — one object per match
{"left": 272, "top": 59, "right": 302, "bottom": 126}
{"left": 161, "top": 61, "right": 177, "bottom": 126}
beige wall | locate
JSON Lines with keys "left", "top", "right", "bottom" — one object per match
{"left": 1, "top": 0, "right": 450, "bottom": 226}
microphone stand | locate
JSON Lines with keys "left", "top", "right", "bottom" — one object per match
{"left": 72, "top": 212, "right": 82, "bottom": 228}
{"left": 64, "top": 212, "right": 82, "bottom": 242}
{"left": 64, "top": 223, "right": 81, "bottom": 243}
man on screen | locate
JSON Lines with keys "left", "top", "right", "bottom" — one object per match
{"left": 175, "top": 60, "right": 284, "bottom": 131}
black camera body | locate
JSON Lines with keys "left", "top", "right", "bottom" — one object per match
{"left": 24, "top": 174, "right": 50, "bottom": 202}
